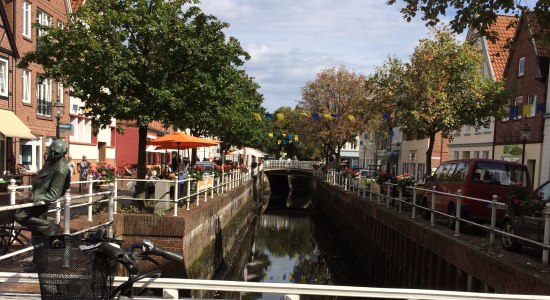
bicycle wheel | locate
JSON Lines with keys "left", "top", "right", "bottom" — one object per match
{"left": 110, "top": 270, "right": 162, "bottom": 299}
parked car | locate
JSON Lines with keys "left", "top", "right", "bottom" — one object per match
{"left": 500, "top": 180, "right": 550, "bottom": 251}
{"left": 423, "top": 159, "right": 532, "bottom": 228}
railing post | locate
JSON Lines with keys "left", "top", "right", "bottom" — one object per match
{"left": 362, "top": 183, "right": 366, "bottom": 199}
{"left": 386, "top": 183, "right": 390, "bottom": 208}
{"left": 543, "top": 203, "right": 550, "bottom": 264}
{"left": 211, "top": 176, "right": 214, "bottom": 199}
{"left": 56, "top": 198, "right": 62, "bottom": 226}
{"left": 454, "top": 190, "right": 462, "bottom": 237}
{"left": 344, "top": 176, "right": 348, "bottom": 191}
{"left": 107, "top": 184, "right": 115, "bottom": 239}
{"left": 489, "top": 194, "right": 497, "bottom": 249}
{"left": 398, "top": 188, "right": 402, "bottom": 213}
{"left": 196, "top": 179, "right": 200, "bottom": 206}
{"left": 173, "top": 178, "right": 179, "bottom": 217}
{"left": 412, "top": 184, "right": 417, "bottom": 219}
{"left": 430, "top": 186, "right": 436, "bottom": 227}
{"left": 63, "top": 188, "right": 71, "bottom": 234}
{"left": 369, "top": 182, "right": 373, "bottom": 202}
{"left": 9, "top": 179, "right": 16, "bottom": 205}
{"left": 88, "top": 178, "right": 93, "bottom": 209}
{"left": 186, "top": 180, "right": 191, "bottom": 211}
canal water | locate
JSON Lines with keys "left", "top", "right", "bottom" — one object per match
{"left": 237, "top": 190, "right": 370, "bottom": 300}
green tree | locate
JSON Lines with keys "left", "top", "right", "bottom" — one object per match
{"left": 370, "top": 29, "right": 508, "bottom": 175}
{"left": 388, "top": 0, "right": 549, "bottom": 43}
{"left": 19, "top": 0, "right": 248, "bottom": 198}
{"left": 298, "top": 67, "right": 370, "bottom": 165}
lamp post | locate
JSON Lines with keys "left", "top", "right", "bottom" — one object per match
{"left": 520, "top": 122, "right": 531, "bottom": 165}
{"left": 53, "top": 99, "right": 64, "bottom": 139}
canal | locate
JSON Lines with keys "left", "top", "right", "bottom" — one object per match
{"left": 221, "top": 189, "right": 370, "bottom": 300}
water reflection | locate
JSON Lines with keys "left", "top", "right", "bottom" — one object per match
{"left": 241, "top": 191, "right": 367, "bottom": 300}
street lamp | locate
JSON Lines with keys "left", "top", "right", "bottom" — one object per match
{"left": 520, "top": 122, "right": 531, "bottom": 165}
{"left": 53, "top": 99, "right": 64, "bottom": 139}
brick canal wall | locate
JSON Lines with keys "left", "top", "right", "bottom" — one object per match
{"left": 113, "top": 173, "right": 264, "bottom": 280}
{"left": 313, "top": 180, "right": 550, "bottom": 294}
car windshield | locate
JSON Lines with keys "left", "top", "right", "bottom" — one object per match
{"left": 473, "top": 162, "right": 527, "bottom": 187}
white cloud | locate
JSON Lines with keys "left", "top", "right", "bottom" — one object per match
{"left": 198, "top": 0, "right": 454, "bottom": 112}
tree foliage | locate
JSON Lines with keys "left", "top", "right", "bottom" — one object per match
{"left": 18, "top": 0, "right": 250, "bottom": 195}
{"left": 298, "top": 66, "right": 370, "bottom": 164}
{"left": 388, "top": 0, "right": 550, "bottom": 43}
{"left": 369, "top": 29, "right": 508, "bottom": 174}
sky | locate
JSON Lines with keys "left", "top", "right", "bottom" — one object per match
{"left": 197, "top": 0, "right": 459, "bottom": 113}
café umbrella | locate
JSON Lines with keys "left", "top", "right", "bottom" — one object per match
{"left": 147, "top": 132, "right": 221, "bottom": 172}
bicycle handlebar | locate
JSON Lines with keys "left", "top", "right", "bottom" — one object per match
{"left": 132, "top": 239, "right": 184, "bottom": 263}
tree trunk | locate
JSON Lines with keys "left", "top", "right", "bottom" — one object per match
{"left": 133, "top": 125, "right": 148, "bottom": 209}
{"left": 425, "top": 132, "right": 436, "bottom": 180}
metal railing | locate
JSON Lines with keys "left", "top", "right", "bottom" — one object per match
{"left": 0, "top": 272, "right": 549, "bottom": 299}
{"left": 315, "top": 169, "right": 550, "bottom": 264}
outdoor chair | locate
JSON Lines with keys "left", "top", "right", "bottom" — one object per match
{"left": 0, "top": 208, "right": 31, "bottom": 254}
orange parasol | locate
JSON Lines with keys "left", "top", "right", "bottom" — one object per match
{"left": 147, "top": 132, "right": 221, "bottom": 150}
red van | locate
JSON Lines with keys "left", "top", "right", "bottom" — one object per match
{"left": 423, "top": 159, "right": 531, "bottom": 227}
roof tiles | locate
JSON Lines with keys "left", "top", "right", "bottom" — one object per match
{"left": 485, "top": 15, "right": 519, "bottom": 81}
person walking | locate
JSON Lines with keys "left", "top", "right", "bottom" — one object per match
{"left": 79, "top": 155, "right": 90, "bottom": 192}
{"left": 67, "top": 155, "right": 76, "bottom": 182}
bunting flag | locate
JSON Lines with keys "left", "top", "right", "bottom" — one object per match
{"left": 522, "top": 104, "right": 532, "bottom": 117}
{"left": 312, "top": 113, "right": 320, "bottom": 122}
{"left": 268, "top": 132, "right": 273, "bottom": 138}
{"left": 360, "top": 140, "right": 364, "bottom": 145}
{"left": 390, "top": 130, "right": 395, "bottom": 137}
{"left": 510, "top": 105, "right": 519, "bottom": 119}
{"left": 536, "top": 103, "right": 546, "bottom": 114}
{"left": 383, "top": 131, "right": 389, "bottom": 138}
{"left": 275, "top": 133, "right": 280, "bottom": 138}
{"left": 282, "top": 133, "right": 287, "bottom": 137}
{"left": 265, "top": 113, "right": 273, "bottom": 120}
{"left": 383, "top": 113, "right": 391, "bottom": 120}
{"left": 331, "top": 113, "right": 339, "bottom": 118}
{"left": 323, "top": 113, "right": 332, "bottom": 119}
{"left": 347, "top": 114, "right": 355, "bottom": 122}
{"left": 276, "top": 113, "right": 285, "bottom": 121}
{"left": 294, "top": 135, "right": 299, "bottom": 141}
{"left": 277, "top": 140, "right": 281, "bottom": 145}
{"left": 363, "top": 133, "right": 369, "bottom": 140}
{"left": 253, "top": 113, "right": 262, "bottom": 121}
{"left": 282, "top": 140, "right": 287, "bottom": 145}
{"left": 301, "top": 112, "right": 309, "bottom": 117}
{"left": 288, "top": 134, "right": 294, "bottom": 140}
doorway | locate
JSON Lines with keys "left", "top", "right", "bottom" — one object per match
{"left": 98, "top": 142, "right": 106, "bottom": 163}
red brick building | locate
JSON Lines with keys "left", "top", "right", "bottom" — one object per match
{"left": 0, "top": 0, "right": 70, "bottom": 177}
{"left": 493, "top": 12, "right": 549, "bottom": 187}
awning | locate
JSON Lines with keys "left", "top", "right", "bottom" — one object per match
{"left": 146, "top": 145, "right": 169, "bottom": 153}
{"left": 229, "top": 147, "right": 268, "bottom": 158}
{"left": 0, "top": 110, "right": 35, "bottom": 139}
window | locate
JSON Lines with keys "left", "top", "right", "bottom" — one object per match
{"left": 22, "top": 70, "right": 31, "bottom": 103}
{"left": 462, "top": 151, "right": 470, "bottom": 159}
{"left": 482, "top": 151, "right": 490, "bottom": 159}
{"left": 69, "top": 116, "right": 92, "bottom": 143}
{"left": 453, "top": 152, "right": 459, "bottom": 160}
{"left": 37, "top": 10, "right": 52, "bottom": 44}
{"left": 474, "top": 162, "right": 527, "bottom": 187}
{"left": 36, "top": 77, "right": 52, "bottom": 116}
{"left": 20, "top": 137, "right": 43, "bottom": 172}
{"left": 473, "top": 151, "right": 480, "bottom": 159}
{"left": 0, "top": 58, "right": 7, "bottom": 97}
{"left": 527, "top": 94, "right": 536, "bottom": 117}
{"left": 57, "top": 81, "right": 64, "bottom": 103}
{"left": 22, "top": 1, "right": 31, "bottom": 38}
{"left": 518, "top": 57, "right": 525, "bottom": 76}
{"left": 513, "top": 96, "right": 523, "bottom": 120}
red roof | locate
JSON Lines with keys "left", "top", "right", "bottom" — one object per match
{"left": 525, "top": 11, "right": 550, "bottom": 58}
{"left": 485, "top": 15, "right": 518, "bottom": 80}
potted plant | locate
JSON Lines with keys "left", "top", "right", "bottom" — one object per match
{"left": 188, "top": 165, "right": 205, "bottom": 181}
{"left": 238, "top": 164, "right": 249, "bottom": 173}
{"left": 396, "top": 173, "right": 415, "bottom": 191}
{"left": 89, "top": 162, "right": 116, "bottom": 191}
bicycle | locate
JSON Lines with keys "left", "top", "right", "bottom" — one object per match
{"left": 33, "top": 228, "right": 183, "bottom": 300}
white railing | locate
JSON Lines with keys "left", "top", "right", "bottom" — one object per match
{"left": 263, "top": 160, "right": 319, "bottom": 170}
{"left": 0, "top": 167, "right": 261, "bottom": 262}
{"left": 0, "top": 272, "right": 548, "bottom": 299}
{"left": 315, "top": 169, "right": 550, "bottom": 265}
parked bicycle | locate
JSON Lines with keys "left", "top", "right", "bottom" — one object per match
{"left": 33, "top": 228, "right": 183, "bottom": 299}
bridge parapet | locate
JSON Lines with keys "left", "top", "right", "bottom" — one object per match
{"left": 263, "top": 160, "right": 319, "bottom": 171}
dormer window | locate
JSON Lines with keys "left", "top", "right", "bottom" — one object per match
{"left": 518, "top": 57, "right": 525, "bottom": 76}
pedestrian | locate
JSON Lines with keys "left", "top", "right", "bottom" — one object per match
{"left": 67, "top": 155, "right": 76, "bottom": 181}
{"left": 79, "top": 155, "right": 90, "bottom": 191}
{"left": 171, "top": 153, "right": 178, "bottom": 173}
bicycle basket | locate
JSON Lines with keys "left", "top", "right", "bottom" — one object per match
{"left": 32, "top": 235, "right": 116, "bottom": 300}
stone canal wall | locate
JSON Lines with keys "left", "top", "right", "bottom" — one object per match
{"left": 313, "top": 180, "right": 550, "bottom": 294}
{"left": 113, "top": 173, "right": 264, "bottom": 281}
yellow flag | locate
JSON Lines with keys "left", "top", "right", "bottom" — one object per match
{"left": 253, "top": 113, "right": 262, "bottom": 121}
{"left": 301, "top": 112, "right": 309, "bottom": 118}
{"left": 523, "top": 104, "right": 532, "bottom": 117}
{"left": 347, "top": 114, "right": 355, "bottom": 122}
{"left": 294, "top": 135, "right": 299, "bottom": 141}
{"left": 323, "top": 113, "right": 332, "bottom": 119}
{"left": 277, "top": 140, "right": 281, "bottom": 145}
{"left": 383, "top": 131, "right": 389, "bottom": 138}
{"left": 282, "top": 133, "right": 287, "bottom": 137}
{"left": 276, "top": 113, "right": 285, "bottom": 120}
{"left": 268, "top": 132, "right": 273, "bottom": 138}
